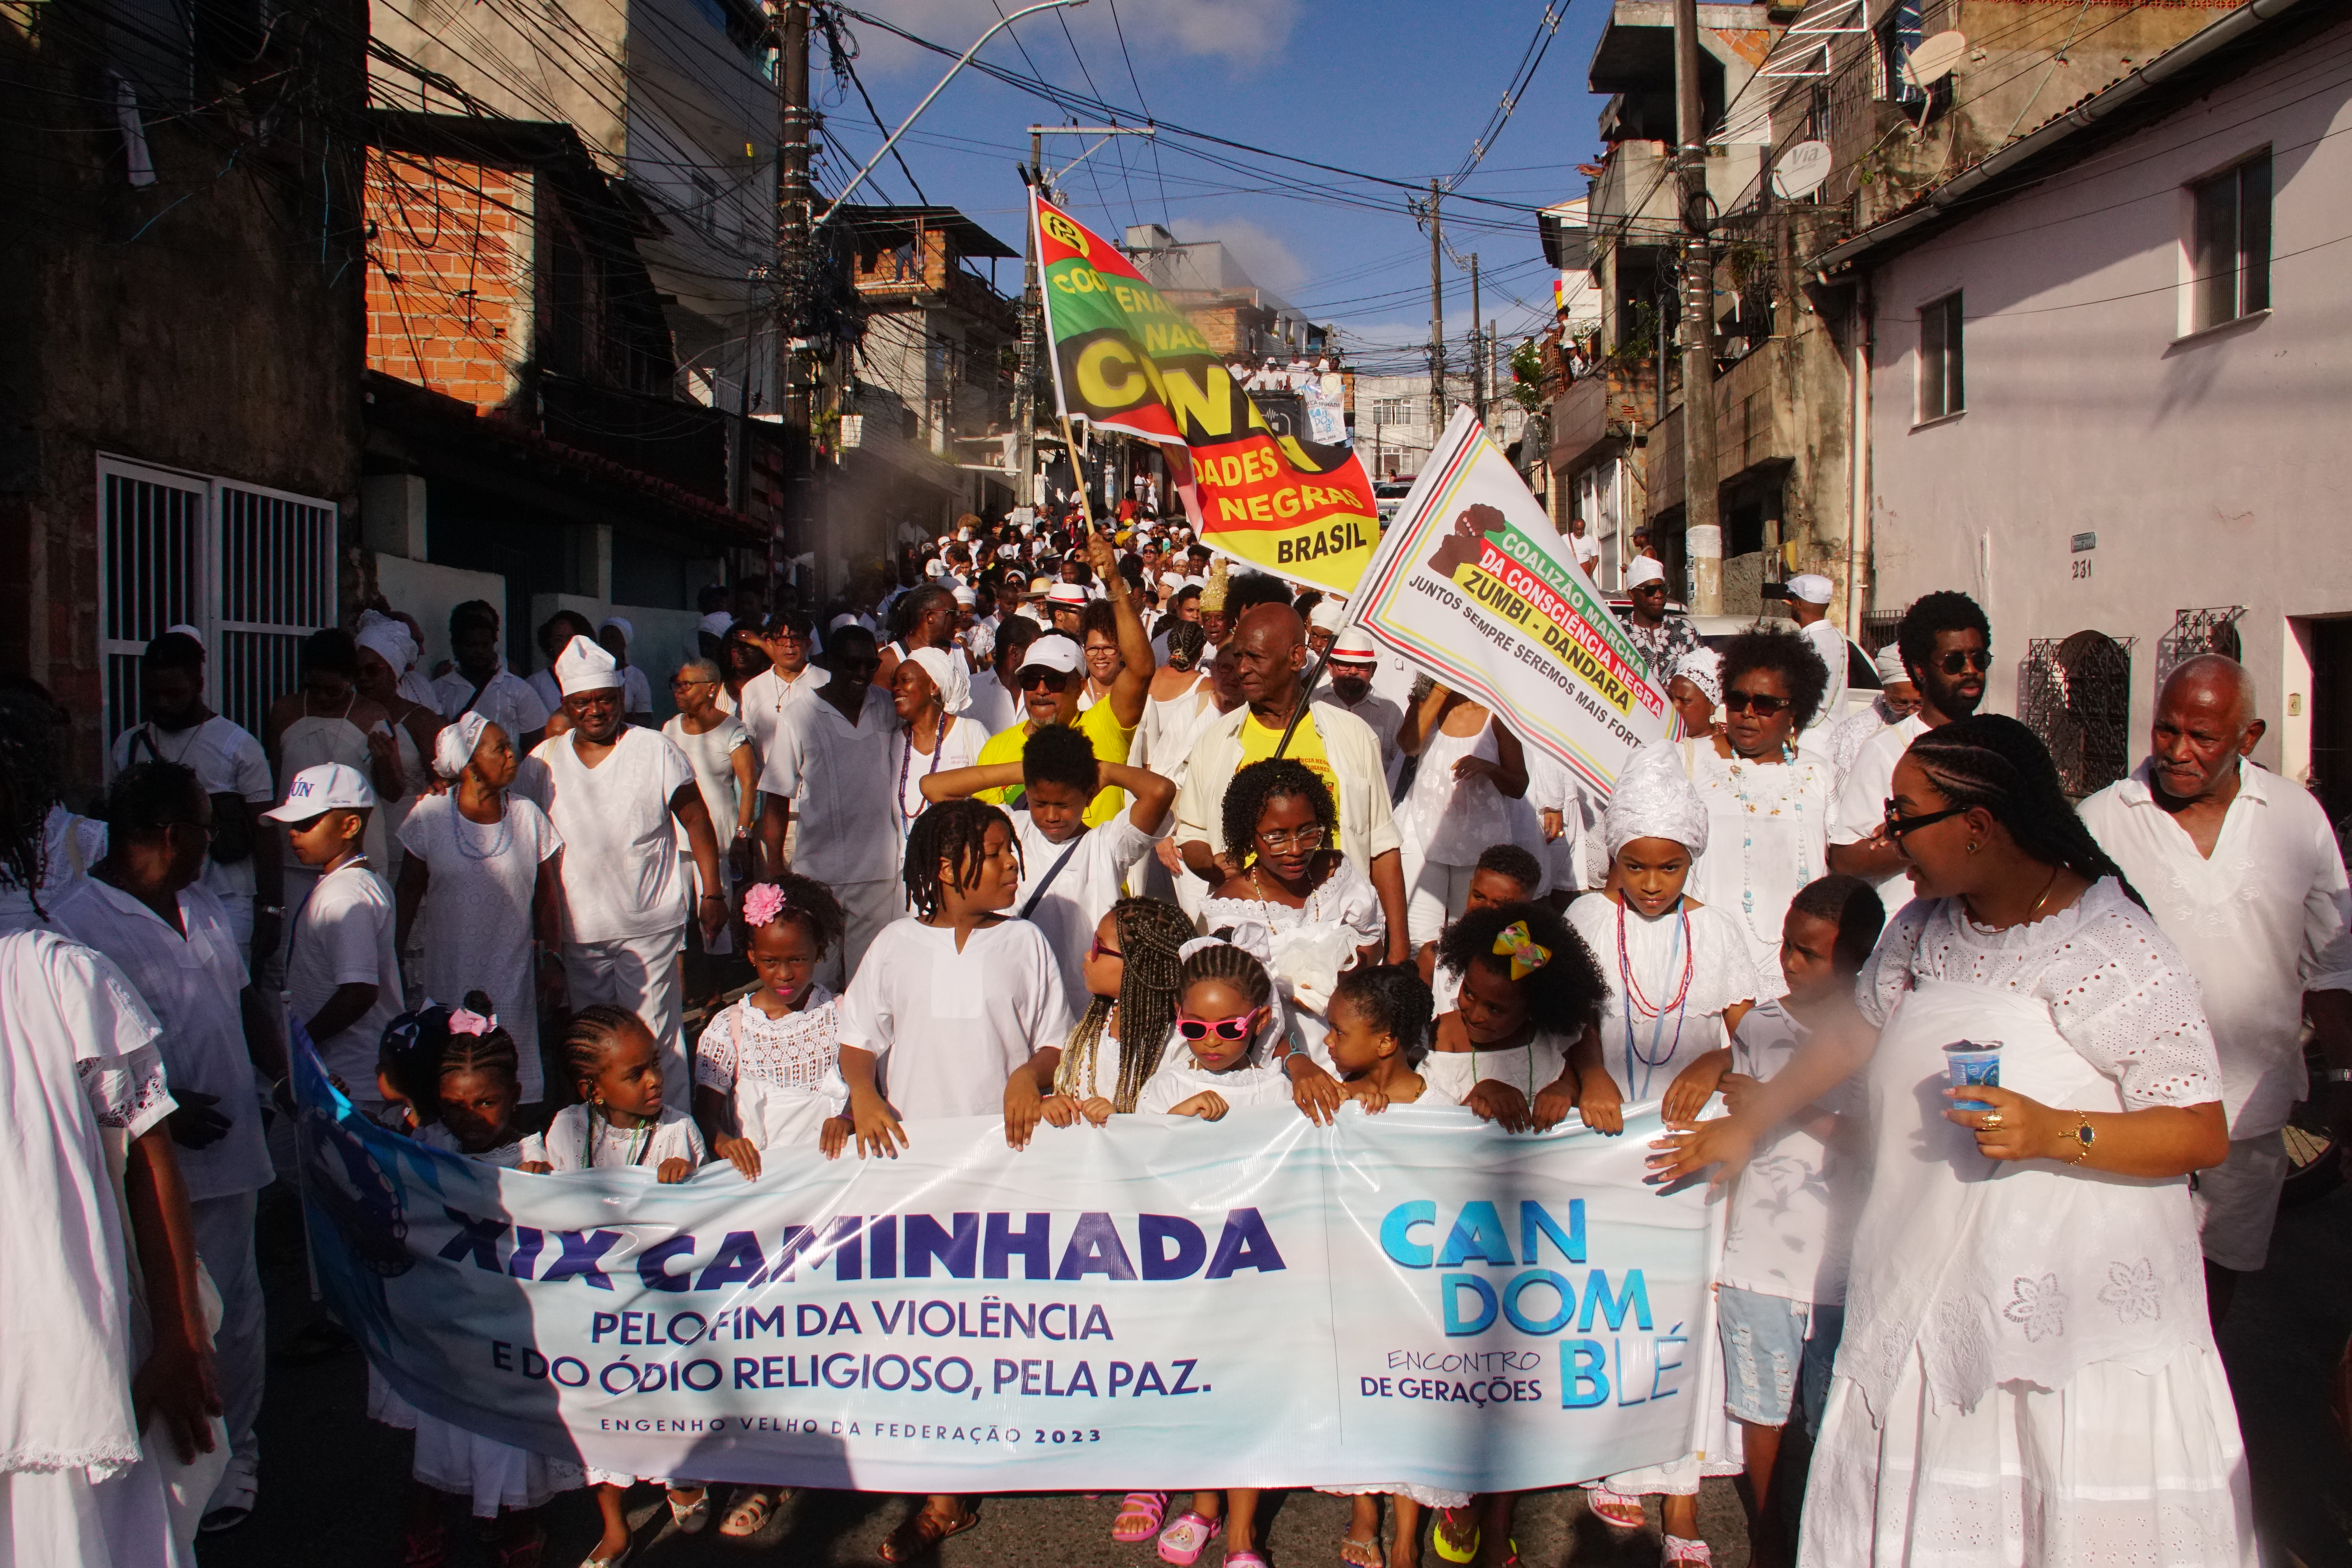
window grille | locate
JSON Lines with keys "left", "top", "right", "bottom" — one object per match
{"left": 2020, "top": 631, "right": 2134, "bottom": 799}
{"left": 1858, "top": 606, "right": 1908, "bottom": 656}
{"left": 95, "top": 455, "right": 337, "bottom": 746}
{"left": 2155, "top": 606, "right": 2245, "bottom": 697}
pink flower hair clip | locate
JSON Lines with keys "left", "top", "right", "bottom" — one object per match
{"left": 743, "top": 882, "right": 789, "bottom": 928}
{"left": 448, "top": 1007, "right": 498, "bottom": 1037}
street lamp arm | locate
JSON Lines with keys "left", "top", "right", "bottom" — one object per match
{"left": 812, "top": 0, "right": 1088, "bottom": 232}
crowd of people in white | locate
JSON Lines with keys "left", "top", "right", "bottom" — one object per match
{"left": 4, "top": 503, "right": 2346, "bottom": 1568}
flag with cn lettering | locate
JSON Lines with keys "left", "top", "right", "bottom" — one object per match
{"left": 1032, "top": 193, "right": 1379, "bottom": 595}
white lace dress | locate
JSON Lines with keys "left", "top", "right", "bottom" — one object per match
{"left": 694, "top": 989, "right": 849, "bottom": 1154}
{"left": 1800, "top": 878, "right": 2253, "bottom": 1568}
{"left": 1674, "top": 738, "right": 1835, "bottom": 1001}
{"left": 1201, "top": 857, "right": 1385, "bottom": 1065}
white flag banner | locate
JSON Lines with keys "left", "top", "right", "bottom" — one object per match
{"left": 1353, "top": 408, "right": 1670, "bottom": 795}
{"left": 296, "top": 1039, "right": 1720, "bottom": 1493}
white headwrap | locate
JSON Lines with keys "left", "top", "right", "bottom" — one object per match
{"left": 1874, "top": 643, "right": 1911, "bottom": 685}
{"left": 905, "top": 646, "right": 971, "bottom": 715}
{"left": 433, "top": 711, "right": 490, "bottom": 780}
{"left": 1604, "top": 741, "right": 1710, "bottom": 861}
{"left": 555, "top": 633, "right": 624, "bottom": 695}
{"left": 354, "top": 612, "right": 419, "bottom": 679}
{"left": 598, "top": 616, "right": 633, "bottom": 647}
{"left": 1670, "top": 647, "right": 1722, "bottom": 705}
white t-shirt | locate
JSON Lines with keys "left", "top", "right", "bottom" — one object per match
{"left": 526, "top": 726, "right": 697, "bottom": 944}
{"left": 662, "top": 713, "right": 754, "bottom": 840}
{"left": 522, "top": 1103, "right": 706, "bottom": 1172}
{"left": 837, "top": 917, "right": 1072, "bottom": 1122}
{"left": 108, "top": 716, "right": 273, "bottom": 912}
{"left": 620, "top": 664, "right": 653, "bottom": 716}
{"left": 1010, "top": 807, "right": 1161, "bottom": 1006}
{"left": 284, "top": 856, "right": 403, "bottom": 1093}
{"left": 894, "top": 717, "right": 989, "bottom": 840}
{"left": 1717, "top": 998, "right": 1852, "bottom": 1307}
{"left": 1798, "top": 618, "right": 1850, "bottom": 730}
{"left": 761, "top": 688, "right": 900, "bottom": 887}
{"left": 1136, "top": 1054, "right": 1292, "bottom": 1115}
{"left": 737, "top": 663, "right": 820, "bottom": 772}
{"left": 965, "top": 667, "right": 1021, "bottom": 741}
{"left": 1828, "top": 711, "right": 1930, "bottom": 893}
{"left": 435, "top": 667, "right": 551, "bottom": 743}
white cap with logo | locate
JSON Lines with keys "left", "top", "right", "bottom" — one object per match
{"left": 263, "top": 762, "right": 376, "bottom": 822}
{"left": 1017, "top": 635, "right": 1083, "bottom": 676}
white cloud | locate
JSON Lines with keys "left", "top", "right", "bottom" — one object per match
{"left": 849, "top": 0, "right": 1297, "bottom": 77}
{"left": 1169, "top": 215, "right": 1307, "bottom": 297}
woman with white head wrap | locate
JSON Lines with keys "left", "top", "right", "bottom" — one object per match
{"left": 393, "top": 712, "right": 564, "bottom": 1100}
{"left": 887, "top": 646, "right": 987, "bottom": 847}
{"left": 354, "top": 612, "right": 446, "bottom": 896}
{"left": 1668, "top": 647, "right": 1723, "bottom": 738}
{"left": 1564, "top": 739, "right": 1759, "bottom": 1548}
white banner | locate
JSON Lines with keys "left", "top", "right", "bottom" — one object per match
{"left": 1353, "top": 408, "right": 1670, "bottom": 796}
{"left": 296, "top": 1045, "right": 1720, "bottom": 1492}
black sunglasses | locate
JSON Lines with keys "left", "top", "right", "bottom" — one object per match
{"left": 1882, "top": 800, "right": 1968, "bottom": 838}
{"left": 1936, "top": 648, "right": 1994, "bottom": 675}
{"left": 1018, "top": 669, "right": 1075, "bottom": 692}
{"left": 1722, "top": 689, "right": 1793, "bottom": 715}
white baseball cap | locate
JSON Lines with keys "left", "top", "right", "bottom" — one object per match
{"left": 1786, "top": 573, "right": 1835, "bottom": 605}
{"left": 1329, "top": 629, "right": 1379, "bottom": 664}
{"left": 1017, "top": 635, "right": 1083, "bottom": 676}
{"left": 1626, "top": 558, "right": 1667, "bottom": 589}
{"left": 263, "top": 762, "right": 375, "bottom": 822}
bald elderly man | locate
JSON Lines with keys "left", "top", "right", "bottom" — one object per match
{"left": 2080, "top": 654, "right": 2352, "bottom": 1319}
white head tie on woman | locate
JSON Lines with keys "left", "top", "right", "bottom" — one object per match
{"left": 906, "top": 646, "right": 971, "bottom": 715}
{"left": 1605, "top": 741, "right": 1710, "bottom": 861}
{"left": 433, "top": 711, "right": 490, "bottom": 779}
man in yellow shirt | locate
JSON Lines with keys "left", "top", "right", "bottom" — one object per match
{"left": 975, "top": 532, "right": 1151, "bottom": 827}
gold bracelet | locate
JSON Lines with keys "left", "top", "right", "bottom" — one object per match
{"left": 2064, "top": 1112, "right": 2095, "bottom": 1165}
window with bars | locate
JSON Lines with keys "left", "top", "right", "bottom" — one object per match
{"left": 96, "top": 455, "right": 337, "bottom": 744}
{"left": 2189, "top": 152, "right": 2270, "bottom": 332}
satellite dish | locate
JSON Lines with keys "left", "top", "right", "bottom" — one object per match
{"left": 1773, "top": 140, "right": 1833, "bottom": 198}
{"left": 1904, "top": 30, "right": 1967, "bottom": 88}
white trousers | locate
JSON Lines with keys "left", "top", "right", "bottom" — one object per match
{"left": 185, "top": 1192, "right": 264, "bottom": 1493}
{"left": 563, "top": 930, "right": 688, "bottom": 1107}
{"left": 2193, "top": 1130, "right": 2288, "bottom": 1272}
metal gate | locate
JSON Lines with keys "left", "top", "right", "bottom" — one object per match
{"left": 96, "top": 455, "right": 338, "bottom": 744}
{"left": 2020, "top": 630, "right": 2134, "bottom": 799}
{"left": 2155, "top": 606, "right": 2245, "bottom": 696}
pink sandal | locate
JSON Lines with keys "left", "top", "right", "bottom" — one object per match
{"left": 1662, "top": 1536, "right": 1712, "bottom": 1566}
{"left": 1113, "top": 1493, "right": 1169, "bottom": 1544}
{"left": 1586, "top": 1488, "right": 1648, "bottom": 1530}
{"left": 1226, "top": 1554, "right": 1270, "bottom": 1568}
{"left": 1156, "top": 1510, "right": 1222, "bottom": 1566}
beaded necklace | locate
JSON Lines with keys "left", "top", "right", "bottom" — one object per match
{"left": 898, "top": 710, "right": 949, "bottom": 820}
{"left": 1615, "top": 895, "right": 1693, "bottom": 1100}
{"left": 582, "top": 1104, "right": 654, "bottom": 1168}
{"left": 1720, "top": 740, "right": 1813, "bottom": 948}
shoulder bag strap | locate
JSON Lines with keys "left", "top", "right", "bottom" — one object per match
{"left": 1016, "top": 833, "right": 1087, "bottom": 921}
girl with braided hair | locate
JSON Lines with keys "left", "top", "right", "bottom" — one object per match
{"left": 1655, "top": 715, "right": 2247, "bottom": 1566}
{"left": 1004, "top": 896, "right": 1193, "bottom": 1150}
{"left": 1203, "top": 758, "right": 1385, "bottom": 1063}
{"left": 838, "top": 796, "right": 1073, "bottom": 1565}
{"left": 407, "top": 995, "right": 583, "bottom": 1562}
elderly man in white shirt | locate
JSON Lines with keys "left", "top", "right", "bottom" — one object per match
{"left": 2080, "top": 654, "right": 2352, "bottom": 1317}
{"left": 526, "top": 636, "right": 726, "bottom": 1104}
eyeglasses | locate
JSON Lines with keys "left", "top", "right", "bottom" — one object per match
{"left": 1258, "top": 824, "right": 1327, "bottom": 851}
{"left": 1936, "top": 648, "right": 1994, "bottom": 675}
{"left": 1882, "top": 800, "right": 1969, "bottom": 838}
{"left": 1176, "top": 1012, "right": 1257, "bottom": 1042}
{"left": 1018, "top": 669, "right": 1075, "bottom": 692}
{"left": 1088, "top": 933, "right": 1123, "bottom": 962}
{"left": 1722, "top": 689, "right": 1793, "bottom": 715}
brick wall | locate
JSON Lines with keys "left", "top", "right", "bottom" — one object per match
{"left": 365, "top": 147, "right": 530, "bottom": 412}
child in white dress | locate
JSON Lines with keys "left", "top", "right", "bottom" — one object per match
{"left": 695, "top": 874, "right": 854, "bottom": 1181}
{"left": 517, "top": 1005, "right": 708, "bottom": 1565}
{"left": 405, "top": 1001, "right": 581, "bottom": 1565}
{"left": 1566, "top": 743, "right": 1758, "bottom": 1564}
{"left": 1426, "top": 900, "right": 1605, "bottom": 1130}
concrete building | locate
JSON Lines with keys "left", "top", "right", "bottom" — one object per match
{"left": 1122, "top": 225, "right": 1332, "bottom": 364}
{"left": 1815, "top": 0, "right": 2351, "bottom": 806}
{"left": 0, "top": 0, "right": 366, "bottom": 766}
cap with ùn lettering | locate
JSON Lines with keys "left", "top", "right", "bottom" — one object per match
{"left": 1017, "top": 635, "right": 1083, "bottom": 676}
{"left": 263, "top": 762, "right": 375, "bottom": 822}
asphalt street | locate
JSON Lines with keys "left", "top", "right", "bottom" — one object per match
{"left": 195, "top": 1179, "right": 2352, "bottom": 1568}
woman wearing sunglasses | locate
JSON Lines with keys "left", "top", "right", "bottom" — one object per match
{"left": 1663, "top": 626, "right": 1838, "bottom": 996}
{"left": 1653, "top": 715, "right": 2245, "bottom": 1568}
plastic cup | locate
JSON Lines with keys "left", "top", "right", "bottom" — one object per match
{"left": 1943, "top": 1041, "right": 2001, "bottom": 1111}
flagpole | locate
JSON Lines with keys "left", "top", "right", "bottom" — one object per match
{"left": 1272, "top": 633, "right": 1338, "bottom": 760}
{"left": 1060, "top": 414, "right": 1098, "bottom": 532}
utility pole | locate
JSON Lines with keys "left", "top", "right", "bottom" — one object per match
{"left": 1673, "top": 0, "right": 1723, "bottom": 613}
{"left": 1014, "top": 127, "right": 1042, "bottom": 517}
{"left": 1426, "top": 179, "right": 1446, "bottom": 435}
{"left": 1468, "top": 253, "right": 1483, "bottom": 425}
{"left": 775, "top": 0, "right": 811, "bottom": 610}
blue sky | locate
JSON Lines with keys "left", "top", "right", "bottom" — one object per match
{"left": 820, "top": 0, "right": 1615, "bottom": 374}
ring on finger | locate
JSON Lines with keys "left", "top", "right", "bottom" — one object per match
{"left": 1980, "top": 1112, "right": 2004, "bottom": 1131}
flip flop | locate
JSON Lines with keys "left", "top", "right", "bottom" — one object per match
{"left": 1114, "top": 1492, "right": 1170, "bottom": 1544}
{"left": 880, "top": 1504, "right": 978, "bottom": 1564}
{"left": 668, "top": 1491, "right": 713, "bottom": 1534}
{"left": 1432, "top": 1508, "right": 1479, "bottom": 1564}
{"left": 1341, "top": 1534, "right": 1383, "bottom": 1567}
{"left": 1586, "top": 1489, "right": 1648, "bottom": 1531}
{"left": 1157, "top": 1510, "right": 1223, "bottom": 1567}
